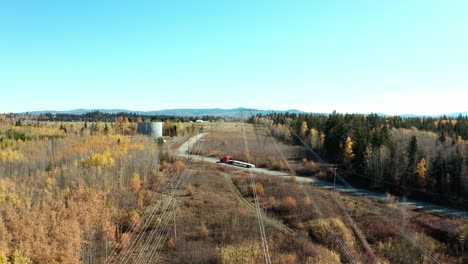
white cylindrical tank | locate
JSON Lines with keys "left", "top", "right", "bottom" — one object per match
{"left": 151, "top": 122, "right": 163, "bottom": 138}
{"left": 137, "top": 122, "right": 163, "bottom": 138}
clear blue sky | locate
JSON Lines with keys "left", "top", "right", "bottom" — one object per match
{"left": 1, "top": 1, "right": 467, "bottom": 115}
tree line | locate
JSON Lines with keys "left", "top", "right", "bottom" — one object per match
{"left": 250, "top": 112, "right": 468, "bottom": 205}
{"left": 6, "top": 111, "right": 221, "bottom": 123}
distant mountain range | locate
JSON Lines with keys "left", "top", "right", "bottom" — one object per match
{"left": 22, "top": 108, "right": 305, "bottom": 117}
{"left": 18, "top": 108, "right": 468, "bottom": 118}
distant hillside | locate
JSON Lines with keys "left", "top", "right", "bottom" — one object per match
{"left": 446, "top": 112, "right": 468, "bottom": 118}
{"left": 20, "top": 109, "right": 468, "bottom": 118}
{"left": 398, "top": 112, "right": 468, "bottom": 118}
{"left": 24, "top": 108, "right": 305, "bottom": 117}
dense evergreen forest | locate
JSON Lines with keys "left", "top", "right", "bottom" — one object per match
{"left": 250, "top": 112, "right": 468, "bottom": 206}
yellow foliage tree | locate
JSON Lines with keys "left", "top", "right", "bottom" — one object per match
{"left": 0, "top": 252, "right": 8, "bottom": 264}
{"left": 343, "top": 136, "right": 355, "bottom": 162}
{"left": 176, "top": 122, "right": 185, "bottom": 137}
{"left": 416, "top": 158, "right": 427, "bottom": 185}
{"left": 81, "top": 150, "right": 115, "bottom": 168}
{"left": 310, "top": 128, "right": 321, "bottom": 148}
{"left": 129, "top": 172, "right": 142, "bottom": 193}
{"left": 300, "top": 121, "right": 308, "bottom": 140}
{"left": 10, "top": 250, "right": 32, "bottom": 264}
{"left": 0, "top": 149, "right": 24, "bottom": 162}
{"left": 284, "top": 128, "right": 292, "bottom": 142}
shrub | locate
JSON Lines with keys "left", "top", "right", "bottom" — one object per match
{"left": 0, "top": 252, "right": 8, "bottom": 264}
{"left": 303, "top": 197, "right": 312, "bottom": 207}
{"left": 362, "top": 220, "right": 399, "bottom": 243}
{"left": 136, "top": 190, "right": 152, "bottom": 208}
{"left": 186, "top": 184, "right": 195, "bottom": 196}
{"left": 173, "top": 160, "right": 186, "bottom": 171}
{"left": 167, "top": 238, "right": 176, "bottom": 249}
{"left": 10, "top": 250, "right": 32, "bottom": 264}
{"left": 274, "top": 253, "right": 297, "bottom": 264}
{"left": 195, "top": 224, "right": 209, "bottom": 239}
{"left": 266, "top": 196, "right": 277, "bottom": 209}
{"left": 220, "top": 241, "right": 263, "bottom": 264}
{"left": 307, "top": 218, "right": 355, "bottom": 249}
{"left": 282, "top": 197, "right": 297, "bottom": 211}
{"left": 305, "top": 248, "right": 340, "bottom": 264}
{"left": 159, "top": 161, "right": 170, "bottom": 171}
{"left": 122, "top": 210, "right": 141, "bottom": 232}
{"left": 119, "top": 232, "right": 131, "bottom": 251}
{"left": 255, "top": 183, "right": 265, "bottom": 197}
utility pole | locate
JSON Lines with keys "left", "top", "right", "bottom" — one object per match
{"left": 187, "top": 137, "right": 190, "bottom": 160}
{"left": 173, "top": 203, "right": 177, "bottom": 244}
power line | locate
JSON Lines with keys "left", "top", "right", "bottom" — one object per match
{"left": 240, "top": 111, "right": 272, "bottom": 264}
{"left": 276, "top": 116, "right": 441, "bottom": 263}
{"left": 262, "top": 122, "right": 357, "bottom": 263}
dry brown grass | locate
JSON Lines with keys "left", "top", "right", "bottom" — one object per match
{"left": 173, "top": 122, "right": 467, "bottom": 262}
{"left": 231, "top": 170, "right": 468, "bottom": 262}
{"left": 191, "top": 122, "right": 308, "bottom": 170}
{"left": 306, "top": 218, "right": 356, "bottom": 249}
{"left": 220, "top": 241, "right": 264, "bottom": 264}
{"left": 305, "top": 246, "right": 341, "bottom": 264}
{"left": 164, "top": 162, "right": 335, "bottom": 263}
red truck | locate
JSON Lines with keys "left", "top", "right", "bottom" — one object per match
{"left": 218, "top": 155, "right": 255, "bottom": 168}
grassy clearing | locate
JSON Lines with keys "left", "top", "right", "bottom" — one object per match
{"left": 192, "top": 122, "right": 325, "bottom": 173}
{"left": 161, "top": 162, "right": 340, "bottom": 263}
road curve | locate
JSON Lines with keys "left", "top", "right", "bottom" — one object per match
{"left": 175, "top": 133, "right": 468, "bottom": 219}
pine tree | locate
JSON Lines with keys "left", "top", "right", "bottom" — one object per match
{"left": 324, "top": 112, "right": 347, "bottom": 162}
{"left": 404, "top": 136, "right": 418, "bottom": 188}
{"left": 352, "top": 116, "right": 371, "bottom": 174}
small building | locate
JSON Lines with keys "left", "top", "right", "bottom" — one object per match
{"left": 137, "top": 122, "right": 163, "bottom": 138}
{"left": 195, "top": 120, "right": 204, "bottom": 123}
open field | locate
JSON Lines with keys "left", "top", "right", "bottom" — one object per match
{"left": 158, "top": 162, "right": 344, "bottom": 263}
{"left": 191, "top": 122, "right": 326, "bottom": 175}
